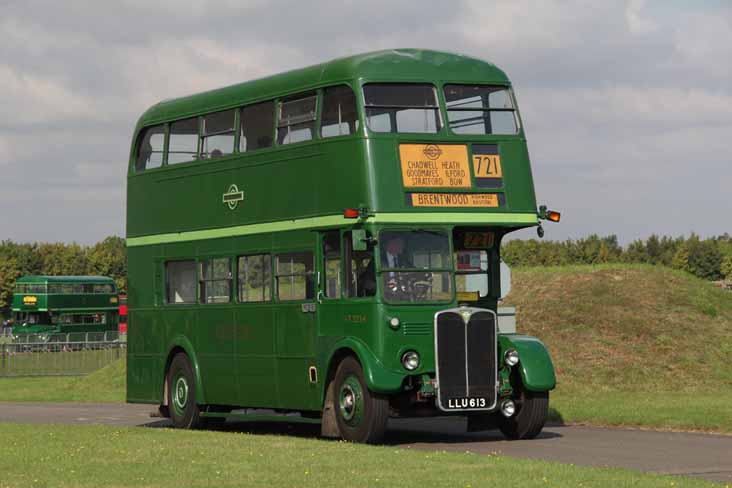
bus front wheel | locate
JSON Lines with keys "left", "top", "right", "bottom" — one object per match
{"left": 333, "top": 356, "right": 388, "bottom": 444}
{"left": 167, "top": 353, "right": 202, "bottom": 429}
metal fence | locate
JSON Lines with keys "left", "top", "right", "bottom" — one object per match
{"left": 0, "top": 334, "right": 125, "bottom": 377}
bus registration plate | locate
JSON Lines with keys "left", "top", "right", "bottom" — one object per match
{"left": 445, "top": 397, "right": 489, "bottom": 410}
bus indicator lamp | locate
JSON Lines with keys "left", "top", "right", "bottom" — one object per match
{"left": 343, "top": 208, "right": 360, "bottom": 219}
{"left": 538, "top": 205, "right": 561, "bottom": 223}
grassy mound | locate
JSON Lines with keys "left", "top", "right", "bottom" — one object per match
{"left": 503, "top": 264, "right": 732, "bottom": 431}
{"left": 504, "top": 264, "right": 732, "bottom": 391}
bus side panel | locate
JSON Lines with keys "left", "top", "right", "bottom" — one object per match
{"left": 126, "top": 245, "right": 166, "bottom": 403}
{"left": 126, "top": 310, "right": 165, "bottom": 403}
{"left": 234, "top": 303, "right": 277, "bottom": 408}
{"left": 195, "top": 308, "right": 236, "bottom": 405}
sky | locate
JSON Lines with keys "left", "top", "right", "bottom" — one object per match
{"left": 1, "top": 0, "right": 730, "bottom": 245}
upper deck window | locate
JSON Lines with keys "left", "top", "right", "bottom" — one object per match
{"left": 277, "top": 94, "right": 317, "bottom": 145}
{"left": 240, "top": 101, "right": 274, "bottom": 152}
{"left": 135, "top": 125, "right": 165, "bottom": 172}
{"left": 443, "top": 85, "right": 518, "bottom": 135}
{"left": 168, "top": 118, "right": 199, "bottom": 165}
{"left": 363, "top": 83, "right": 441, "bottom": 134}
{"left": 200, "top": 110, "right": 235, "bottom": 159}
{"left": 321, "top": 86, "right": 358, "bottom": 138}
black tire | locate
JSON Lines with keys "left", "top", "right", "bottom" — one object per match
{"left": 498, "top": 387, "right": 549, "bottom": 440}
{"left": 167, "top": 353, "right": 203, "bottom": 429}
{"left": 333, "top": 356, "right": 389, "bottom": 444}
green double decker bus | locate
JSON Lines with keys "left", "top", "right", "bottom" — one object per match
{"left": 11, "top": 275, "right": 120, "bottom": 338}
{"left": 126, "top": 49, "right": 557, "bottom": 443}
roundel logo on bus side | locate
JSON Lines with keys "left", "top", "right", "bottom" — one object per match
{"left": 222, "top": 184, "right": 245, "bottom": 210}
{"left": 423, "top": 144, "right": 443, "bottom": 160}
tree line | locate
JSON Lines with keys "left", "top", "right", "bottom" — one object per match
{"left": 0, "top": 236, "right": 126, "bottom": 314}
{"left": 502, "top": 233, "right": 732, "bottom": 281}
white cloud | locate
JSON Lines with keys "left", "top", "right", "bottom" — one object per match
{"left": 625, "top": 0, "right": 657, "bottom": 35}
{"left": 0, "top": 0, "right": 730, "bottom": 243}
{"left": 0, "top": 64, "right": 95, "bottom": 126}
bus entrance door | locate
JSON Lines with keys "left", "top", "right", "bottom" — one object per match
{"left": 274, "top": 250, "right": 319, "bottom": 410}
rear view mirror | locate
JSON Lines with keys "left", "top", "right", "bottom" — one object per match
{"left": 352, "top": 229, "right": 367, "bottom": 251}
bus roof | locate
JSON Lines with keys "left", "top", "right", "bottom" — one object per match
{"left": 135, "top": 49, "right": 511, "bottom": 128}
{"left": 15, "top": 275, "right": 116, "bottom": 285}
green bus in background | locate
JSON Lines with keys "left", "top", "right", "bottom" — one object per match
{"left": 126, "top": 49, "right": 558, "bottom": 443}
{"left": 11, "top": 275, "right": 120, "bottom": 338}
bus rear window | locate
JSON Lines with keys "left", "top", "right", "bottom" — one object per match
{"left": 443, "top": 85, "right": 518, "bottom": 135}
{"left": 363, "top": 83, "right": 441, "bottom": 134}
{"left": 135, "top": 125, "right": 165, "bottom": 172}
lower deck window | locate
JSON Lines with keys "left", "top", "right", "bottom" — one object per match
{"left": 199, "top": 258, "right": 232, "bottom": 304}
{"left": 276, "top": 252, "right": 314, "bottom": 301}
{"left": 166, "top": 261, "right": 196, "bottom": 304}
{"left": 57, "top": 313, "right": 107, "bottom": 325}
{"left": 238, "top": 254, "right": 271, "bottom": 302}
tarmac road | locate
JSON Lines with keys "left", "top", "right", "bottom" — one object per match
{"left": 1, "top": 402, "right": 731, "bottom": 483}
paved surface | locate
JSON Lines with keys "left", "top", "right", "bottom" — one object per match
{"left": 1, "top": 402, "right": 731, "bottom": 483}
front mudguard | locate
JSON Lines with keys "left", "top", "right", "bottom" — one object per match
{"left": 499, "top": 334, "right": 556, "bottom": 392}
{"left": 324, "top": 338, "right": 405, "bottom": 395}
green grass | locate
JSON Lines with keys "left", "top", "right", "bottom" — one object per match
{"left": 550, "top": 389, "right": 732, "bottom": 433}
{"left": 503, "top": 264, "right": 732, "bottom": 432}
{"left": 0, "top": 423, "right": 721, "bottom": 488}
{"left": 0, "top": 347, "right": 123, "bottom": 376}
{"left": 0, "top": 358, "right": 125, "bottom": 402}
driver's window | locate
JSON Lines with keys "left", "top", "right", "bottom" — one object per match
{"left": 344, "top": 231, "right": 376, "bottom": 297}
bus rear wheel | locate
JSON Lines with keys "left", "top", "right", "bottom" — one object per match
{"left": 498, "top": 389, "right": 549, "bottom": 440}
{"left": 333, "top": 357, "right": 388, "bottom": 444}
{"left": 167, "top": 353, "right": 202, "bottom": 429}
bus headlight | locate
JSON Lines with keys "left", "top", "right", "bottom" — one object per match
{"left": 402, "top": 351, "right": 420, "bottom": 371}
{"left": 504, "top": 349, "right": 519, "bottom": 367}
{"left": 388, "top": 317, "right": 400, "bottom": 329}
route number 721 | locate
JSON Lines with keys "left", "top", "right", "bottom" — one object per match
{"left": 472, "top": 154, "right": 503, "bottom": 178}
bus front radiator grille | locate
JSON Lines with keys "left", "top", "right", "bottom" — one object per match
{"left": 434, "top": 308, "right": 497, "bottom": 411}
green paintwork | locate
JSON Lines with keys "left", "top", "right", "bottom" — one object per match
{"left": 125, "top": 49, "right": 554, "bottom": 416}
{"left": 321, "top": 336, "right": 406, "bottom": 394}
{"left": 10, "top": 275, "right": 119, "bottom": 336}
{"left": 499, "top": 335, "right": 557, "bottom": 391}
{"left": 126, "top": 213, "right": 538, "bottom": 247}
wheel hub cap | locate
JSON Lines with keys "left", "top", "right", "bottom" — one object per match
{"left": 173, "top": 376, "right": 189, "bottom": 413}
{"left": 338, "top": 375, "right": 364, "bottom": 426}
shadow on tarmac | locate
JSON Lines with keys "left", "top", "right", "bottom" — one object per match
{"left": 141, "top": 416, "right": 563, "bottom": 444}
